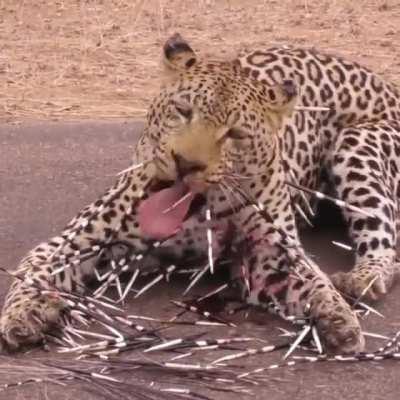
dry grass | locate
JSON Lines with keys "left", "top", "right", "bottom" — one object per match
{"left": 0, "top": 0, "right": 399, "bottom": 122}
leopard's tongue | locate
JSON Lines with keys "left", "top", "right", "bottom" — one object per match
{"left": 138, "top": 182, "right": 194, "bottom": 239}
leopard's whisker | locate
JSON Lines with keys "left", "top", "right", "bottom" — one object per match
{"left": 221, "top": 172, "right": 253, "bottom": 181}
{"left": 220, "top": 180, "right": 246, "bottom": 209}
{"left": 218, "top": 182, "right": 240, "bottom": 213}
{"left": 223, "top": 177, "right": 261, "bottom": 210}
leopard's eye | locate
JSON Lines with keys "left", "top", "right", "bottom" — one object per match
{"left": 175, "top": 102, "right": 192, "bottom": 121}
{"left": 217, "top": 127, "right": 249, "bottom": 145}
{"left": 226, "top": 127, "right": 247, "bottom": 140}
{"left": 168, "top": 112, "right": 181, "bottom": 124}
{"left": 173, "top": 100, "right": 192, "bottom": 122}
{"left": 167, "top": 100, "right": 192, "bottom": 127}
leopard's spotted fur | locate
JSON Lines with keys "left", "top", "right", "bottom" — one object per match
{"left": 1, "top": 34, "right": 400, "bottom": 353}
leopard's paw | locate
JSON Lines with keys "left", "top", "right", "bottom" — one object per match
{"left": 310, "top": 290, "right": 365, "bottom": 354}
{"left": 0, "top": 294, "right": 65, "bottom": 351}
{"left": 331, "top": 264, "right": 394, "bottom": 302}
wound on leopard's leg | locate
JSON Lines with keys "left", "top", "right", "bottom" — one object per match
{"left": 237, "top": 235, "right": 364, "bottom": 354}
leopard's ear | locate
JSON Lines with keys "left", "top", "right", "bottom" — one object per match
{"left": 163, "top": 33, "right": 197, "bottom": 72}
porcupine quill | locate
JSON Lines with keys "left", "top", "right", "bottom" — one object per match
{"left": 3, "top": 165, "right": 400, "bottom": 398}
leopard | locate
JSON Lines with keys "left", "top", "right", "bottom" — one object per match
{"left": 1, "top": 33, "right": 400, "bottom": 355}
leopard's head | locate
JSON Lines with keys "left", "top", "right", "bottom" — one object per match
{"left": 138, "top": 34, "right": 298, "bottom": 239}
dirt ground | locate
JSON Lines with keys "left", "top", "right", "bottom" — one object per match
{"left": 1, "top": 0, "right": 400, "bottom": 121}
{"left": 1, "top": 1, "right": 400, "bottom": 399}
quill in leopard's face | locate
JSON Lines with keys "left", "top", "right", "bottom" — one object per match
{"left": 138, "top": 34, "right": 298, "bottom": 239}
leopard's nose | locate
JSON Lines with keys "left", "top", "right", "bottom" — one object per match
{"left": 172, "top": 152, "right": 206, "bottom": 178}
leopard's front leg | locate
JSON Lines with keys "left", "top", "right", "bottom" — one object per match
{"left": 233, "top": 166, "right": 364, "bottom": 353}
{"left": 328, "top": 123, "right": 400, "bottom": 302}
{"left": 0, "top": 149, "right": 155, "bottom": 350}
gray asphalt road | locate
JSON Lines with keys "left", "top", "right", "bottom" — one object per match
{"left": 0, "top": 121, "right": 399, "bottom": 400}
